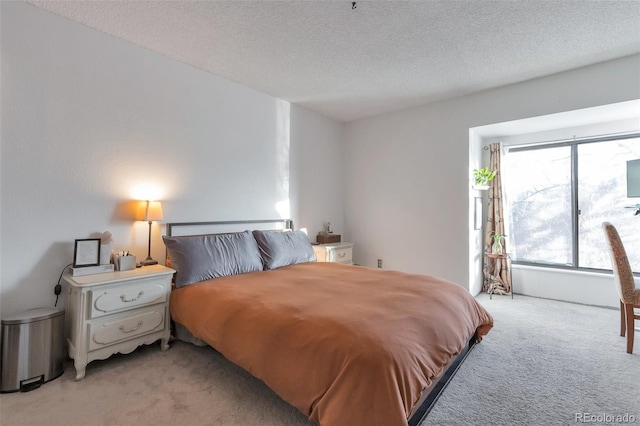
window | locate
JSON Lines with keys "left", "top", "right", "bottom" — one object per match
{"left": 504, "top": 135, "right": 640, "bottom": 273}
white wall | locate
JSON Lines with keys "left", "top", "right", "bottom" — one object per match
{"left": 290, "top": 105, "right": 345, "bottom": 238}
{"left": 0, "top": 2, "right": 344, "bottom": 316}
{"left": 344, "top": 54, "right": 640, "bottom": 299}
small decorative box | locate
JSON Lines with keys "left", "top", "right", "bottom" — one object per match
{"left": 317, "top": 233, "right": 341, "bottom": 244}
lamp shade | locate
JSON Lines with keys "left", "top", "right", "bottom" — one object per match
{"left": 137, "top": 201, "right": 164, "bottom": 222}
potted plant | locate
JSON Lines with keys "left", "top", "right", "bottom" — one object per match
{"left": 492, "top": 233, "right": 506, "bottom": 255}
{"left": 473, "top": 167, "right": 496, "bottom": 190}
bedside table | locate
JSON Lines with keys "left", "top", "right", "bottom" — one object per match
{"left": 63, "top": 264, "right": 175, "bottom": 380}
{"left": 313, "top": 242, "right": 354, "bottom": 265}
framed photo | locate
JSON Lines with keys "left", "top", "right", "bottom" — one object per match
{"left": 73, "top": 238, "right": 101, "bottom": 268}
{"left": 474, "top": 197, "right": 483, "bottom": 231}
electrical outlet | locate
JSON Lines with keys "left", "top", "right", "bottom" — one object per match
{"left": 377, "top": 259, "right": 382, "bottom": 268}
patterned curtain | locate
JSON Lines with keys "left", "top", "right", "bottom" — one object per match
{"left": 482, "top": 143, "right": 512, "bottom": 295}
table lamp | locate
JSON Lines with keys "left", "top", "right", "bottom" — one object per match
{"left": 138, "top": 200, "right": 163, "bottom": 266}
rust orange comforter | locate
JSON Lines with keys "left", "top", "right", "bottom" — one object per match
{"left": 170, "top": 262, "right": 493, "bottom": 426}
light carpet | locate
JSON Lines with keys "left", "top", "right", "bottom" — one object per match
{"left": 1, "top": 294, "right": 638, "bottom": 426}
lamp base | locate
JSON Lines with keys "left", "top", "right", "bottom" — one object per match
{"left": 141, "top": 257, "right": 158, "bottom": 266}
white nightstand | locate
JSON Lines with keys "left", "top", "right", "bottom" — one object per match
{"left": 313, "top": 242, "right": 354, "bottom": 265}
{"left": 63, "top": 264, "right": 175, "bottom": 380}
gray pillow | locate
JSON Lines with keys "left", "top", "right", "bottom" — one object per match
{"left": 252, "top": 230, "right": 316, "bottom": 270}
{"left": 163, "top": 230, "right": 263, "bottom": 288}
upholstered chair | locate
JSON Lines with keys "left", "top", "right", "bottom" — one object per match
{"left": 602, "top": 222, "right": 640, "bottom": 354}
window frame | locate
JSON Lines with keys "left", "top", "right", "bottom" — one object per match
{"left": 506, "top": 132, "right": 640, "bottom": 274}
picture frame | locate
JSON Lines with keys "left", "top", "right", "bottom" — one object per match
{"left": 73, "top": 238, "right": 101, "bottom": 268}
{"left": 474, "top": 197, "right": 483, "bottom": 231}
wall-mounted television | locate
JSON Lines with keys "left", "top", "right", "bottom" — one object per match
{"left": 628, "top": 159, "right": 640, "bottom": 198}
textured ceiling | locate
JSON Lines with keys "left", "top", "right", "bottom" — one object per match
{"left": 26, "top": 0, "right": 640, "bottom": 122}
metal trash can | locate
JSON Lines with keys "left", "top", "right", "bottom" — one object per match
{"left": 0, "top": 308, "right": 65, "bottom": 392}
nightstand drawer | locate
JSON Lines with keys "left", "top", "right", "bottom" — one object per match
{"left": 314, "top": 242, "right": 355, "bottom": 264}
{"left": 89, "top": 308, "right": 164, "bottom": 351}
{"left": 90, "top": 278, "right": 167, "bottom": 319}
{"left": 328, "top": 246, "right": 353, "bottom": 264}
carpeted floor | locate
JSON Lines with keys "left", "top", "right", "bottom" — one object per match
{"left": 427, "top": 295, "right": 639, "bottom": 425}
{"left": 1, "top": 294, "right": 638, "bottom": 426}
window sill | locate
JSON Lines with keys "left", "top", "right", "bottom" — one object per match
{"left": 512, "top": 263, "right": 616, "bottom": 278}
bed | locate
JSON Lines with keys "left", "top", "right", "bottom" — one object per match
{"left": 163, "top": 220, "right": 493, "bottom": 426}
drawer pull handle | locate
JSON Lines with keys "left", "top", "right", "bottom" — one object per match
{"left": 120, "top": 291, "right": 144, "bottom": 303}
{"left": 338, "top": 252, "right": 346, "bottom": 257}
{"left": 119, "top": 321, "right": 143, "bottom": 333}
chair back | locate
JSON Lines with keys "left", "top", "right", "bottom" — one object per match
{"left": 602, "top": 222, "right": 636, "bottom": 304}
